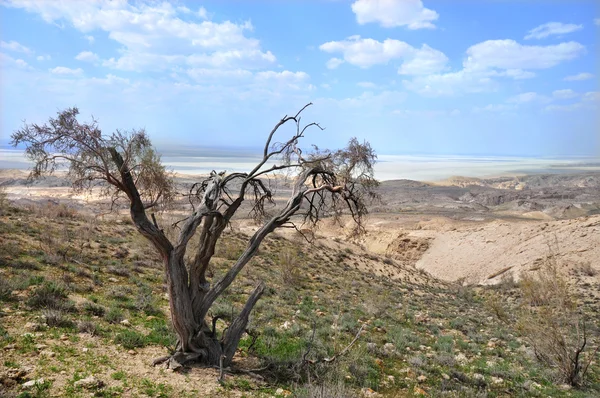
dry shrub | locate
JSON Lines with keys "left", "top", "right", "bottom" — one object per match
{"left": 280, "top": 248, "right": 301, "bottom": 286}
{"left": 577, "top": 261, "right": 597, "bottom": 277}
{"left": 517, "top": 250, "right": 599, "bottom": 387}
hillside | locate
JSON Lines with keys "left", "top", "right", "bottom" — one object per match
{"left": 1, "top": 198, "right": 599, "bottom": 397}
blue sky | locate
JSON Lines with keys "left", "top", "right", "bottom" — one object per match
{"left": 1, "top": 0, "right": 599, "bottom": 158}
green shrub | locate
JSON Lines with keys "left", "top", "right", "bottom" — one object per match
{"left": 114, "top": 330, "right": 147, "bottom": 349}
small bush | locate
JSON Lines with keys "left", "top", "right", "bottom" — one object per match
{"left": 0, "top": 279, "right": 14, "bottom": 301}
{"left": 517, "top": 251, "right": 598, "bottom": 387}
{"left": 43, "top": 309, "right": 75, "bottom": 329}
{"left": 77, "top": 320, "right": 98, "bottom": 335}
{"left": 114, "top": 330, "right": 147, "bottom": 349}
{"left": 105, "top": 307, "right": 124, "bottom": 324}
{"left": 27, "top": 281, "right": 74, "bottom": 311}
{"left": 280, "top": 249, "right": 301, "bottom": 286}
{"left": 83, "top": 302, "right": 106, "bottom": 317}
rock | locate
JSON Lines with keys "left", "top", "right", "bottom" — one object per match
{"left": 442, "top": 373, "right": 450, "bottom": 380}
{"left": 491, "top": 377, "right": 503, "bottom": 385}
{"left": 382, "top": 342, "right": 396, "bottom": 356}
{"left": 127, "top": 350, "right": 136, "bottom": 355}
{"left": 39, "top": 350, "right": 55, "bottom": 357}
{"left": 367, "top": 342, "right": 377, "bottom": 353}
{"left": 24, "top": 322, "right": 38, "bottom": 331}
{"left": 120, "top": 319, "right": 131, "bottom": 326}
{"left": 22, "top": 378, "right": 45, "bottom": 389}
{"left": 108, "top": 277, "right": 119, "bottom": 283}
{"left": 417, "top": 375, "right": 427, "bottom": 383}
{"left": 559, "top": 384, "right": 572, "bottom": 391}
{"left": 35, "top": 344, "right": 48, "bottom": 350}
{"left": 275, "top": 387, "right": 292, "bottom": 397}
{"left": 360, "top": 387, "right": 381, "bottom": 397}
{"left": 4, "top": 343, "right": 17, "bottom": 350}
{"left": 455, "top": 353, "right": 468, "bottom": 365}
{"left": 82, "top": 347, "right": 89, "bottom": 353}
{"left": 60, "top": 334, "right": 69, "bottom": 341}
{"left": 74, "top": 376, "right": 103, "bottom": 389}
{"left": 472, "top": 373, "right": 485, "bottom": 381}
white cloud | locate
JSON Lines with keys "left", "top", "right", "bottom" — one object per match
{"left": 397, "top": 44, "right": 448, "bottom": 75}
{"left": 357, "top": 81, "right": 377, "bottom": 88}
{"left": 402, "top": 69, "right": 497, "bottom": 97}
{"left": 464, "top": 40, "right": 585, "bottom": 71}
{"left": 1, "top": 53, "right": 33, "bottom": 69}
{"left": 499, "top": 69, "right": 536, "bottom": 79}
{"left": 583, "top": 91, "right": 600, "bottom": 102}
{"left": 402, "top": 39, "right": 585, "bottom": 97}
{"left": 594, "top": 18, "right": 600, "bottom": 26}
{"left": 3, "top": 0, "right": 276, "bottom": 72}
{"left": 552, "top": 89, "right": 578, "bottom": 100}
{"left": 1, "top": 40, "right": 33, "bottom": 55}
{"left": 320, "top": 36, "right": 413, "bottom": 68}
{"left": 351, "top": 0, "right": 438, "bottom": 29}
{"left": 325, "top": 57, "right": 344, "bottom": 69}
{"left": 544, "top": 91, "right": 599, "bottom": 112}
{"left": 84, "top": 35, "right": 95, "bottom": 44}
{"left": 75, "top": 51, "right": 99, "bottom": 63}
{"left": 564, "top": 72, "right": 594, "bottom": 81}
{"left": 393, "top": 109, "right": 460, "bottom": 117}
{"left": 524, "top": 22, "right": 583, "bottom": 40}
{"left": 319, "top": 36, "right": 447, "bottom": 74}
{"left": 473, "top": 104, "right": 517, "bottom": 113}
{"left": 545, "top": 103, "right": 584, "bottom": 112}
{"left": 36, "top": 54, "right": 51, "bottom": 61}
{"left": 507, "top": 92, "right": 551, "bottom": 104}
{"left": 50, "top": 66, "right": 84, "bottom": 75}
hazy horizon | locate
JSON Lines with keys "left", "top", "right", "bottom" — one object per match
{"left": 2, "top": 147, "right": 599, "bottom": 182}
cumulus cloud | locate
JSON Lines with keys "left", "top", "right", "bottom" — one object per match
{"left": 507, "top": 92, "right": 551, "bottom": 104}
{"left": 564, "top": 72, "right": 594, "bottom": 81}
{"left": 1, "top": 40, "right": 33, "bottom": 55}
{"left": 49, "top": 66, "right": 84, "bottom": 75}
{"left": 75, "top": 51, "right": 99, "bottom": 63}
{"left": 397, "top": 44, "right": 448, "bottom": 75}
{"left": 351, "top": 0, "right": 438, "bottom": 29}
{"left": 552, "top": 89, "right": 578, "bottom": 100}
{"left": 319, "top": 36, "right": 448, "bottom": 74}
{"left": 3, "top": 0, "right": 276, "bottom": 72}
{"left": 464, "top": 40, "right": 585, "bottom": 70}
{"left": 325, "top": 57, "right": 345, "bottom": 69}
{"left": 524, "top": 22, "right": 583, "bottom": 40}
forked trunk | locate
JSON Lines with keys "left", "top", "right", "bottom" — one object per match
{"left": 162, "top": 253, "right": 265, "bottom": 369}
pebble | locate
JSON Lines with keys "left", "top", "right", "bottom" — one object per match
{"left": 73, "top": 376, "right": 103, "bottom": 389}
{"left": 22, "top": 378, "right": 44, "bottom": 389}
{"left": 417, "top": 375, "right": 427, "bottom": 382}
{"left": 128, "top": 350, "right": 136, "bottom": 355}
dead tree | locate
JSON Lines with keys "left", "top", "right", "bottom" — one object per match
{"left": 11, "top": 104, "right": 377, "bottom": 369}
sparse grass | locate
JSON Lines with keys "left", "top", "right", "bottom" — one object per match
{"left": 0, "top": 204, "right": 598, "bottom": 397}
